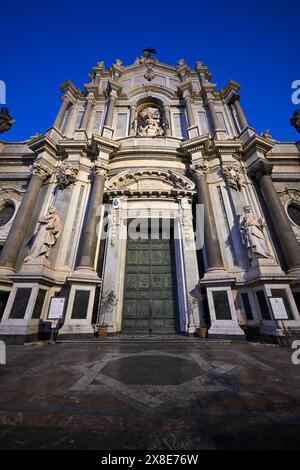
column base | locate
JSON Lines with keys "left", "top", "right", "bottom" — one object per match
{"left": 208, "top": 321, "right": 245, "bottom": 340}
{"left": 287, "top": 266, "right": 300, "bottom": 277}
{"left": 0, "top": 266, "right": 16, "bottom": 276}
{"left": 70, "top": 267, "right": 101, "bottom": 283}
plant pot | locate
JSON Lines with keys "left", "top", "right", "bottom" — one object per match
{"left": 98, "top": 327, "right": 108, "bottom": 339}
{"left": 197, "top": 327, "right": 208, "bottom": 338}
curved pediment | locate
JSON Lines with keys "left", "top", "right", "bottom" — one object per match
{"left": 106, "top": 169, "right": 195, "bottom": 192}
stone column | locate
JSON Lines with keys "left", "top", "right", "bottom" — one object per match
{"left": 76, "top": 162, "right": 108, "bottom": 271}
{"left": 103, "top": 90, "right": 118, "bottom": 128}
{"left": 231, "top": 95, "right": 248, "bottom": 130}
{"left": 192, "top": 161, "right": 225, "bottom": 271}
{"left": 54, "top": 95, "right": 70, "bottom": 129}
{"left": 94, "top": 74, "right": 101, "bottom": 88}
{"left": 206, "top": 94, "right": 219, "bottom": 134}
{"left": 251, "top": 161, "right": 300, "bottom": 272}
{"left": 0, "top": 161, "right": 52, "bottom": 271}
{"left": 183, "top": 90, "right": 195, "bottom": 127}
{"left": 129, "top": 105, "right": 137, "bottom": 136}
{"left": 80, "top": 95, "right": 94, "bottom": 130}
{"left": 164, "top": 105, "right": 172, "bottom": 136}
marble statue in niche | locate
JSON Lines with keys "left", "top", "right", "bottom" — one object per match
{"left": 239, "top": 206, "right": 273, "bottom": 260}
{"left": 137, "top": 107, "right": 164, "bottom": 136}
{"left": 24, "top": 206, "right": 62, "bottom": 262}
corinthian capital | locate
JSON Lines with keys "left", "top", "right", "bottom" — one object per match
{"left": 191, "top": 161, "right": 208, "bottom": 178}
{"left": 30, "top": 160, "right": 53, "bottom": 180}
{"left": 248, "top": 160, "right": 273, "bottom": 181}
{"left": 92, "top": 160, "right": 109, "bottom": 177}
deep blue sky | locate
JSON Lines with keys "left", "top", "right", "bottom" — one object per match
{"left": 1, "top": 0, "right": 300, "bottom": 142}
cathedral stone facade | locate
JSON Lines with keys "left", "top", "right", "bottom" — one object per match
{"left": 1, "top": 51, "right": 300, "bottom": 343}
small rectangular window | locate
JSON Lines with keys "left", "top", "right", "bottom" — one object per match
{"left": 9, "top": 288, "right": 32, "bottom": 319}
{"left": 92, "top": 111, "right": 103, "bottom": 134}
{"left": 241, "top": 292, "right": 254, "bottom": 320}
{"left": 71, "top": 290, "right": 90, "bottom": 320}
{"left": 216, "top": 112, "right": 228, "bottom": 133}
{"left": 212, "top": 291, "right": 232, "bottom": 320}
{"left": 115, "top": 113, "right": 128, "bottom": 138}
{"left": 75, "top": 110, "right": 84, "bottom": 129}
{"left": 61, "top": 105, "right": 72, "bottom": 134}
{"left": 173, "top": 112, "right": 187, "bottom": 139}
{"left": 256, "top": 290, "right": 271, "bottom": 320}
{"left": 198, "top": 111, "right": 209, "bottom": 134}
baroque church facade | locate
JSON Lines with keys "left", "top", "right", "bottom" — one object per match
{"left": 1, "top": 50, "right": 300, "bottom": 343}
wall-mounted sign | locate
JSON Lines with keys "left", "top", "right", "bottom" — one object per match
{"left": 48, "top": 297, "right": 65, "bottom": 320}
{"left": 270, "top": 297, "right": 288, "bottom": 320}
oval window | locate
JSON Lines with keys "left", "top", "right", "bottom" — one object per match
{"left": 0, "top": 202, "right": 15, "bottom": 227}
{"left": 287, "top": 202, "right": 300, "bottom": 227}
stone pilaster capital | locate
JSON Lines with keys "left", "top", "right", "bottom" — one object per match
{"left": 30, "top": 160, "right": 53, "bottom": 180}
{"left": 61, "top": 95, "right": 71, "bottom": 104}
{"left": 86, "top": 94, "right": 95, "bottom": 106}
{"left": 248, "top": 159, "right": 273, "bottom": 181}
{"left": 92, "top": 160, "right": 109, "bottom": 177}
{"left": 191, "top": 161, "right": 208, "bottom": 178}
{"left": 201, "top": 84, "right": 217, "bottom": 101}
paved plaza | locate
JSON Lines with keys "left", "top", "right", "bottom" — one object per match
{"left": 0, "top": 339, "right": 300, "bottom": 449}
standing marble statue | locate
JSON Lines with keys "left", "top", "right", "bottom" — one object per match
{"left": 0, "top": 108, "right": 15, "bottom": 134}
{"left": 24, "top": 206, "right": 62, "bottom": 262}
{"left": 239, "top": 205, "right": 272, "bottom": 260}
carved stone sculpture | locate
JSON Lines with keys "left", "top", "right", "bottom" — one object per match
{"left": 0, "top": 107, "right": 15, "bottom": 134}
{"left": 56, "top": 163, "right": 79, "bottom": 190}
{"left": 24, "top": 206, "right": 62, "bottom": 262}
{"left": 239, "top": 205, "right": 273, "bottom": 260}
{"left": 137, "top": 107, "right": 164, "bottom": 136}
{"left": 144, "top": 67, "right": 155, "bottom": 81}
{"left": 222, "top": 164, "right": 243, "bottom": 190}
{"left": 191, "top": 161, "right": 208, "bottom": 177}
{"left": 291, "top": 109, "right": 300, "bottom": 133}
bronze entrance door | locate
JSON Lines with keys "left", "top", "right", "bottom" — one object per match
{"left": 122, "top": 226, "right": 179, "bottom": 333}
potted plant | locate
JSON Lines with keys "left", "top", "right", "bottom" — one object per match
{"left": 196, "top": 322, "right": 208, "bottom": 338}
{"left": 97, "top": 322, "right": 109, "bottom": 338}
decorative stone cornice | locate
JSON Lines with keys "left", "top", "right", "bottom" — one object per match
{"left": 106, "top": 168, "right": 195, "bottom": 191}
{"left": 220, "top": 80, "right": 241, "bottom": 104}
{"left": 56, "top": 163, "right": 79, "bottom": 190}
{"left": 242, "top": 134, "right": 275, "bottom": 158}
{"left": 177, "top": 81, "right": 194, "bottom": 98}
{"left": 105, "top": 81, "right": 122, "bottom": 100}
{"left": 91, "top": 135, "right": 121, "bottom": 157}
{"left": 181, "top": 134, "right": 210, "bottom": 154}
{"left": 60, "top": 80, "right": 84, "bottom": 100}
{"left": 248, "top": 159, "right": 273, "bottom": 181}
{"left": 191, "top": 161, "right": 208, "bottom": 177}
{"left": 28, "top": 134, "right": 58, "bottom": 160}
{"left": 201, "top": 83, "right": 217, "bottom": 100}
{"left": 30, "top": 160, "right": 53, "bottom": 180}
{"left": 211, "top": 140, "right": 243, "bottom": 156}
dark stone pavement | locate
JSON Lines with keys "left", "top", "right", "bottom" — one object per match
{"left": 0, "top": 338, "right": 300, "bottom": 449}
